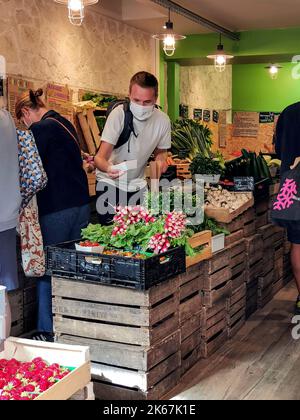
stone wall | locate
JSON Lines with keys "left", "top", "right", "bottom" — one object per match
{"left": 0, "top": 0, "right": 156, "bottom": 97}
{"left": 180, "top": 65, "right": 232, "bottom": 118}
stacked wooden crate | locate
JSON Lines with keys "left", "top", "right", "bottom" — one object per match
{"left": 226, "top": 240, "right": 246, "bottom": 336}
{"left": 178, "top": 263, "right": 203, "bottom": 375}
{"left": 220, "top": 214, "right": 245, "bottom": 247}
{"left": 53, "top": 276, "right": 181, "bottom": 400}
{"left": 272, "top": 228, "right": 285, "bottom": 296}
{"left": 257, "top": 224, "right": 277, "bottom": 307}
{"left": 245, "top": 234, "right": 263, "bottom": 319}
{"left": 243, "top": 208, "right": 256, "bottom": 238}
{"left": 283, "top": 234, "right": 293, "bottom": 286}
{"left": 226, "top": 283, "right": 246, "bottom": 338}
{"left": 255, "top": 200, "right": 269, "bottom": 229}
{"left": 200, "top": 249, "right": 231, "bottom": 357}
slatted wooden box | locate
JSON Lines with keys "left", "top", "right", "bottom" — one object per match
{"left": 180, "top": 311, "right": 204, "bottom": 376}
{"left": 226, "top": 283, "right": 246, "bottom": 338}
{"left": 227, "top": 239, "right": 246, "bottom": 292}
{"left": 246, "top": 278, "right": 258, "bottom": 319}
{"left": 201, "top": 299, "right": 228, "bottom": 358}
{"left": 201, "top": 249, "right": 232, "bottom": 308}
{"left": 243, "top": 208, "right": 256, "bottom": 238}
{"left": 179, "top": 263, "right": 203, "bottom": 325}
{"left": 53, "top": 276, "right": 181, "bottom": 400}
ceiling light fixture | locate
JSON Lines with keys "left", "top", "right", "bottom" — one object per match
{"left": 207, "top": 34, "right": 234, "bottom": 72}
{"left": 265, "top": 64, "right": 282, "bottom": 80}
{"left": 153, "top": 8, "right": 186, "bottom": 57}
{"left": 54, "top": 0, "right": 99, "bottom": 26}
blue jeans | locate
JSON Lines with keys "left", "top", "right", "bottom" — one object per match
{"left": 38, "top": 204, "right": 90, "bottom": 333}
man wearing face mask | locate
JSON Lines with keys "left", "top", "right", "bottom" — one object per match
{"left": 94, "top": 71, "right": 171, "bottom": 225}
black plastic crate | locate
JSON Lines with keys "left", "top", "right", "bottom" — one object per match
{"left": 46, "top": 241, "right": 186, "bottom": 290}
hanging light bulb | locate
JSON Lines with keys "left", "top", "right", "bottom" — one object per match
{"left": 54, "top": 0, "right": 98, "bottom": 26}
{"left": 68, "top": 0, "right": 84, "bottom": 26}
{"left": 207, "top": 34, "right": 234, "bottom": 72}
{"left": 265, "top": 64, "right": 282, "bottom": 80}
{"left": 153, "top": 9, "right": 186, "bottom": 57}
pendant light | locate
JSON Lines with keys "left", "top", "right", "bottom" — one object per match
{"left": 207, "top": 34, "right": 234, "bottom": 72}
{"left": 54, "top": 0, "right": 99, "bottom": 26}
{"left": 153, "top": 9, "right": 186, "bottom": 57}
{"left": 265, "top": 64, "right": 282, "bottom": 80}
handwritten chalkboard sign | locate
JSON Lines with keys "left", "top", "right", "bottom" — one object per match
{"left": 193, "top": 109, "right": 202, "bottom": 120}
{"left": 213, "top": 110, "right": 219, "bottom": 123}
{"left": 234, "top": 177, "right": 255, "bottom": 192}
{"left": 259, "top": 112, "right": 274, "bottom": 124}
{"left": 203, "top": 110, "right": 211, "bottom": 122}
{"left": 180, "top": 104, "right": 189, "bottom": 119}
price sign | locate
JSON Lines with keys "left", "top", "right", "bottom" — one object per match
{"left": 234, "top": 177, "right": 255, "bottom": 192}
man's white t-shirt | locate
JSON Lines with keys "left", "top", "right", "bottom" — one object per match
{"left": 96, "top": 106, "right": 171, "bottom": 192}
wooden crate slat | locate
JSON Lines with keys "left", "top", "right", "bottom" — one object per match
{"left": 180, "top": 311, "right": 203, "bottom": 342}
{"left": 57, "top": 331, "right": 180, "bottom": 372}
{"left": 203, "top": 266, "right": 232, "bottom": 291}
{"left": 203, "top": 280, "right": 232, "bottom": 308}
{"left": 225, "top": 229, "right": 244, "bottom": 246}
{"left": 200, "top": 330, "right": 227, "bottom": 358}
{"left": 179, "top": 294, "right": 202, "bottom": 324}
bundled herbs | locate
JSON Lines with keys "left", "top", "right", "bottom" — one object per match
{"left": 82, "top": 92, "right": 117, "bottom": 109}
{"left": 171, "top": 119, "right": 213, "bottom": 161}
{"left": 190, "top": 155, "right": 224, "bottom": 176}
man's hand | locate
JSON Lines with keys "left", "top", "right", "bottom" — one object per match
{"left": 154, "top": 149, "right": 169, "bottom": 175}
{"left": 107, "top": 166, "right": 125, "bottom": 179}
{"left": 290, "top": 157, "right": 300, "bottom": 169}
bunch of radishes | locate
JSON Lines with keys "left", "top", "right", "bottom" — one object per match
{"left": 0, "top": 357, "right": 70, "bottom": 400}
{"left": 112, "top": 206, "right": 156, "bottom": 237}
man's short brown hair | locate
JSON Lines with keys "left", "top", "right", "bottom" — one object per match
{"left": 129, "top": 71, "right": 159, "bottom": 97}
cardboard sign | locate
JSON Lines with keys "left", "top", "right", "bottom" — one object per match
{"left": 233, "top": 112, "right": 259, "bottom": 138}
{"left": 234, "top": 177, "right": 255, "bottom": 192}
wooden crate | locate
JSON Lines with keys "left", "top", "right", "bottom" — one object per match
{"left": 205, "top": 196, "right": 254, "bottom": 224}
{"left": 53, "top": 276, "right": 179, "bottom": 348}
{"left": 225, "top": 229, "right": 244, "bottom": 247}
{"left": 176, "top": 163, "right": 192, "bottom": 180}
{"left": 69, "top": 382, "right": 95, "bottom": 400}
{"left": 186, "top": 231, "right": 212, "bottom": 268}
{"left": 1, "top": 338, "right": 91, "bottom": 400}
{"left": 245, "top": 234, "right": 263, "bottom": 260}
{"left": 258, "top": 269, "right": 275, "bottom": 291}
{"left": 243, "top": 208, "right": 256, "bottom": 237}
{"left": 77, "top": 109, "right": 100, "bottom": 155}
{"left": 8, "top": 289, "right": 23, "bottom": 324}
{"left": 91, "top": 348, "right": 181, "bottom": 397}
{"left": 227, "top": 239, "right": 246, "bottom": 278}
{"left": 180, "top": 311, "right": 204, "bottom": 375}
{"left": 255, "top": 211, "right": 269, "bottom": 229}
{"left": 179, "top": 263, "right": 203, "bottom": 324}
{"left": 246, "top": 259, "right": 262, "bottom": 283}
{"left": 92, "top": 368, "right": 180, "bottom": 400}
{"left": 226, "top": 283, "right": 246, "bottom": 338}
{"left": 86, "top": 171, "right": 96, "bottom": 197}
{"left": 261, "top": 248, "right": 275, "bottom": 276}
{"left": 201, "top": 300, "right": 228, "bottom": 358}
{"left": 258, "top": 282, "right": 273, "bottom": 308}
{"left": 246, "top": 278, "right": 258, "bottom": 319}
{"left": 255, "top": 199, "right": 269, "bottom": 215}
{"left": 10, "top": 320, "right": 24, "bottom": 338}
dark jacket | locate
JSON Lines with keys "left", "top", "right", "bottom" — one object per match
{"left": 275, "top": 102, "right": 300, "bottom": 175}
{"left": 30, "top": 110, "right": 89, "bottom": 217}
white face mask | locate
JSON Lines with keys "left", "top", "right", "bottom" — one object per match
{"left": 130, "top": 102, "right": 155, "bottom": 121}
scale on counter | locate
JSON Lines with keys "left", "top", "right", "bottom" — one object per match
{"left": 0, "top": 286, "right": 6, "bottom": 351}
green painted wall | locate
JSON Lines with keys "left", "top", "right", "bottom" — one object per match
{"left": 167, "top": 62, "right": 180, "bottom": 121}
{"left": 166, "top": 27, "right": 300, "bottom": 61}
{"left": 233, "top": 62, "right": 300, "bottom": 112}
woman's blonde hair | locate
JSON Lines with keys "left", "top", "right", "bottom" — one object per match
{"left": 15, "top": 88, "right": 45, "bottom": 120}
